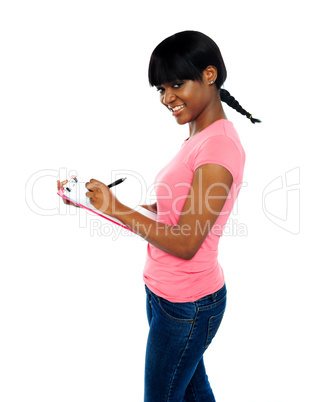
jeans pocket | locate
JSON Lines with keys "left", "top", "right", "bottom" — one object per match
{"left": 204, "top": 311, "right": 225, "bottom": 348}
{"left": 157, "top": 296, "right": 196, "bottom": 323}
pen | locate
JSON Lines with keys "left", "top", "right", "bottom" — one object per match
{"left": 107, "top": 177, "right": 127, "bottom": 188}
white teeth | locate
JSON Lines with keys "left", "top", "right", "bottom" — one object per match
{"left": 170, "top": 105, "right": 185, "bottom": 112}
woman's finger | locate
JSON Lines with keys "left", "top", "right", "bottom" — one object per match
{"left": 86, "top": 182, "right": 100, "bottom": 191}
{"left": 57, "top": 179, "right": 68, "bottom": 190}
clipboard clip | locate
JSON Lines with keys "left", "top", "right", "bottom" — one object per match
{"left": 63, "top": 175, "right": 78, "bottom": 193}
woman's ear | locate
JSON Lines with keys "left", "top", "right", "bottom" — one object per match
{"left": 203, "top": 66, "right": 218, "bottom": 85}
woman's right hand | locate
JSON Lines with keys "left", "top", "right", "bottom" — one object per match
{"left": 57, "top": 180, "right": 79, "bottom": 207}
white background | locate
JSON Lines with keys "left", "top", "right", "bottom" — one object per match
{"left": 1, "top": 1, "right": 323, "bottom": 401}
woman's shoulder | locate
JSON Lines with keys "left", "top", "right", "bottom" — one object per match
{"left": 195, "top": 119, "right": 243, "bottom": 150}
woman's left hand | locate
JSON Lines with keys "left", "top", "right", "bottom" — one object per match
{"left": 85, "top": 179, "right": 119, "bottom": 216}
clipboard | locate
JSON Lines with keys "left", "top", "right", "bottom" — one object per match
{"left": 57, "top": 176, "right": 157, "bottom": 233}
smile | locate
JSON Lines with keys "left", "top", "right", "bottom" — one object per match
{"left": 168, "top": 104, "right": 186, "bottom": 115}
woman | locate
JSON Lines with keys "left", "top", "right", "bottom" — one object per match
{"left": 58, "top": 30, "right": 260, "bottom": 401}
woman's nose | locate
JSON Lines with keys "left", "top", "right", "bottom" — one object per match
{"left": 161, "top": 88, "right": 176, "bottom": 105}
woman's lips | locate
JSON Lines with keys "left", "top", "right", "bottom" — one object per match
{"left": 169, "top": 104, "right": 186, "bottom": 116}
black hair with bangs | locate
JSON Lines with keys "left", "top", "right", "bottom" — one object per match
{"left": 148, "top": 31, "right": 261, "bottom": 124}
{"left": 148, "top": 30, "right": 227, "bottom": 89}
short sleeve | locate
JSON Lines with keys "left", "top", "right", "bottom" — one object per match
{"left": 192, "top": 135, "right": 242, "bottom": 180}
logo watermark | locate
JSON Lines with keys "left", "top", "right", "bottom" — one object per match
{"left": 262, "top": 167, "right": 300, "bottom": 234}
{"left": 25, "top": 166, "right": 300, "bottom": 239}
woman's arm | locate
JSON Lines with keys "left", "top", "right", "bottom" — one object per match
{"left": 86, "top": 164, "right": 233, "bottom": 260}
{"left": 140, "top": 202, "right": 157, "bottom": 214}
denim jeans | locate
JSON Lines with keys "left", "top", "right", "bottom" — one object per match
{"left": 144, "top": 283, "right": 227, "bottom": 402}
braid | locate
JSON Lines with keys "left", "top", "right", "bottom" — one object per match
{"left": 220, "top": 89, "right": 261, "bottom": 124}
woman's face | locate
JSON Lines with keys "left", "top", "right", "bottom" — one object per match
{"left": 156, "top": 76, "right": 214, "bottom": 126}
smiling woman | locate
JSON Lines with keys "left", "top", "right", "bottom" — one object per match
{"left": 58, "top": 29, "right": 261, "bottom": 402}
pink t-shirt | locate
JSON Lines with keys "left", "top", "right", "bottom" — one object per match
{"left": 143, "top": 119, "right": 246, "bottom": 302}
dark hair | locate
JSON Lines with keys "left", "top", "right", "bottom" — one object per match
{"left": 148, "top": 30, "right": 261, "bottom": 124}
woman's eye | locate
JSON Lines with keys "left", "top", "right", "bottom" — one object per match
{"left": 173, "top": 82, "right": 184, "bottom": 88}
{"left": 156, "top": 81, "right": 184, "bottom": 93}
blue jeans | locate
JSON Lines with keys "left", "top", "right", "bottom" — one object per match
{"left": 144, "top": 283, "right": 227, "bottom": 402}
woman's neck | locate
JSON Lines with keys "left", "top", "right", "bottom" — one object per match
{"left": 188, "top": 95, "right": 227, "bottom": 138}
